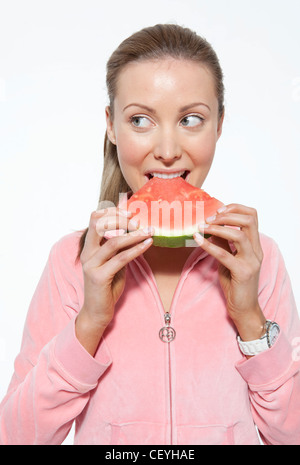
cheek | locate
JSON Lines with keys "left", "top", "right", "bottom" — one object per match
{"left": 116, "top": 132, "right": 150, "bottom": 169}
{"left": 188, "top": 133, "right": 217, "bottom": 166}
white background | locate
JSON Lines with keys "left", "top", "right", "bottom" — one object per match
{"left": 0, "top": 0, "right": 299, "bottom": 444}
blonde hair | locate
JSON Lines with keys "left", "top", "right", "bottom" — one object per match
{"left": 78, "top": 24, "right": 225, "bottom": 256}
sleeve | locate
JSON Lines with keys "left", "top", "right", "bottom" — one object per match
{"left": 235, "top": 235, "right": 300, "bottom": 445}
{"left": 0, "top": 235, "right": 112, "bottom": 445}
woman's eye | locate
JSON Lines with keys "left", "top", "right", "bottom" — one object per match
{"left": 180, "top": 115, "right": 204, "bottom": 127}
{"left": 130, "top": 116, "right": 152, "bottom": 128}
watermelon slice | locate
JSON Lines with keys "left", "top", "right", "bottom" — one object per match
{"left": 126, "top": 177, "right": 223, "bottom": 248}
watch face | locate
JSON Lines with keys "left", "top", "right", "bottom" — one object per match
{"left": 269, "top": 324, "right": 280, "bottom": 346}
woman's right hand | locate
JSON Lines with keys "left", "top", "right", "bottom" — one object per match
{"left": 75, "top": 208, "right": 154, "bottom": 356}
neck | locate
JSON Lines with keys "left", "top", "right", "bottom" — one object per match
{"left": 143, "top": 244, "right": 196, "bottom": 275}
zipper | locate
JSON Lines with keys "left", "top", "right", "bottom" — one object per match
{"left": 132, "top": 250, "right": 205, "bottom": 445}
{"left": 132, "top": 258, "right": 175, "bottom": 444}
{"left": 167, "top": 329, "right": 173, "bottom": 445}
{"left": 161, "top": 312, "right": 174, "bottom": 445}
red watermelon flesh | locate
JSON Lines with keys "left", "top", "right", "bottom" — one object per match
{"left": 126, "top": 177, "right": 223, "bottom": 248}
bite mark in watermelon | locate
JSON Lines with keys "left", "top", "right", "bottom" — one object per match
{"left": 126, "top": 177, "right": 224, "bottom": 248}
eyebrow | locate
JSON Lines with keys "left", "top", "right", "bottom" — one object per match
{"left": 180, "top": 102, "right": 211, "bottom": 112}
{"left": 123, "top": 103, "right": 156, "bottom": 113}
{"left": 123, "top": 102, "right": 211, "bottom": 113}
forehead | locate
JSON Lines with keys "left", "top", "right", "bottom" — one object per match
{"left": 114, "top": 58, "right": 218, "bottom": 111}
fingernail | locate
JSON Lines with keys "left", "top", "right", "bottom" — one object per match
{"left": 217, "top": 205, "right": 227, "bottom": 214}
{"left": 142, "top": 237, "right": 153, "bottom": 246}
{"left": 198, "top": 222, "right": 209, "bottom": 229}
{"left": 206, "top": 215, "right": 216, "bottom": 223}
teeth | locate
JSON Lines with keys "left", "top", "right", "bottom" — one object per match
{"left": 150, "top": 171, "right": 185, "bottom": 179}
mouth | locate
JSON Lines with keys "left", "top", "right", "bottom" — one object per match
{"left": 145, "top": 170, "right": 190, "bottom": 181}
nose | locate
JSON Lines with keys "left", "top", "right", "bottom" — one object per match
{"left": 153, "top": 128, "right": 182, "bottom": 162}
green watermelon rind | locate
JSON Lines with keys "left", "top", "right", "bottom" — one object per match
{"left": 152, "top": 232, "right": 211, "bottom": 248}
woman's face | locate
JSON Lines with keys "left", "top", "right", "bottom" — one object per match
{"left": 106, "top": 58, "right": 223, "bottom": 193}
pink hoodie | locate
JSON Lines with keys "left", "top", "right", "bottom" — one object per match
{"left": 0, "top": 231, "right": 300, "bottom": 445}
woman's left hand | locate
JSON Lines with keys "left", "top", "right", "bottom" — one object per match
{"left": 194, "top": 203, "right": 266, "bottom": 341}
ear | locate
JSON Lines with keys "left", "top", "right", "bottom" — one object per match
{"left": 105, "top": 106, "right": 116, "bottom": 145}
{"left": 217, "top": 109, "right": 225, "bottom": 140}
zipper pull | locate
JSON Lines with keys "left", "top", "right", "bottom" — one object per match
{"left": 165, "top": 312, "right": 171, "bottom": 326}
{"left": 159, "top": 312, "right": 176, "bottom": 343}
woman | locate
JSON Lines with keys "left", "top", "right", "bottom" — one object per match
{"left": 1, "top": 24, "right": 300, "bottom": 445}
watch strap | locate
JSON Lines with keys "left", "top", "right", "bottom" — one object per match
{"left": 237, "top": 320, "right": 280, "bottom": 356}
{"left": 237, "top": 333, "right": 269, "bottom": 356}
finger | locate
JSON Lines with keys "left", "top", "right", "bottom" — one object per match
{"left": 206, "top": 203, "right": 258, "bottom": 228}
{"left": 199, "top": 223, "right": 237, "bottom": 255}
{"left": 207, "top": 213, "right": 255, "bottom": 248}
{"left": 101, "top": 236, "right": 153, "bottom": 279}
{"left": 206, "top": 208, "right": 262, "bottom": 261}
{"left": 95, "top": 208, "right": 138, "bottom": 238}
{"left": 198, "top": 224, "right": 253, "bottom": 256}
{"left": 218, "top": 203, "right": 259, "bottom": 220}
{"left": 81, "top": 208, "right": 135, "bottom": 261}
{"left": 86, "top": 227, "right": 154, "bottom": 268}
{"left": 206, "top": 212, "right": 258, "bottom": 240}
{"left": 96, "top": 215, "right": 139, "bottom": 238}
{"left": 81, "top": 209, "right": 107, "bottom": 259}
{"left": 84, "top": 208, "right": 134, "bottom": 246}
{"left": 194, "top": 232, "right": 235, "bottom": 270}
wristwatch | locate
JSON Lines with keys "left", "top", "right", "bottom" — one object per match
{"left": 237, "top": 320, "right": 280, "bottom": 356}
